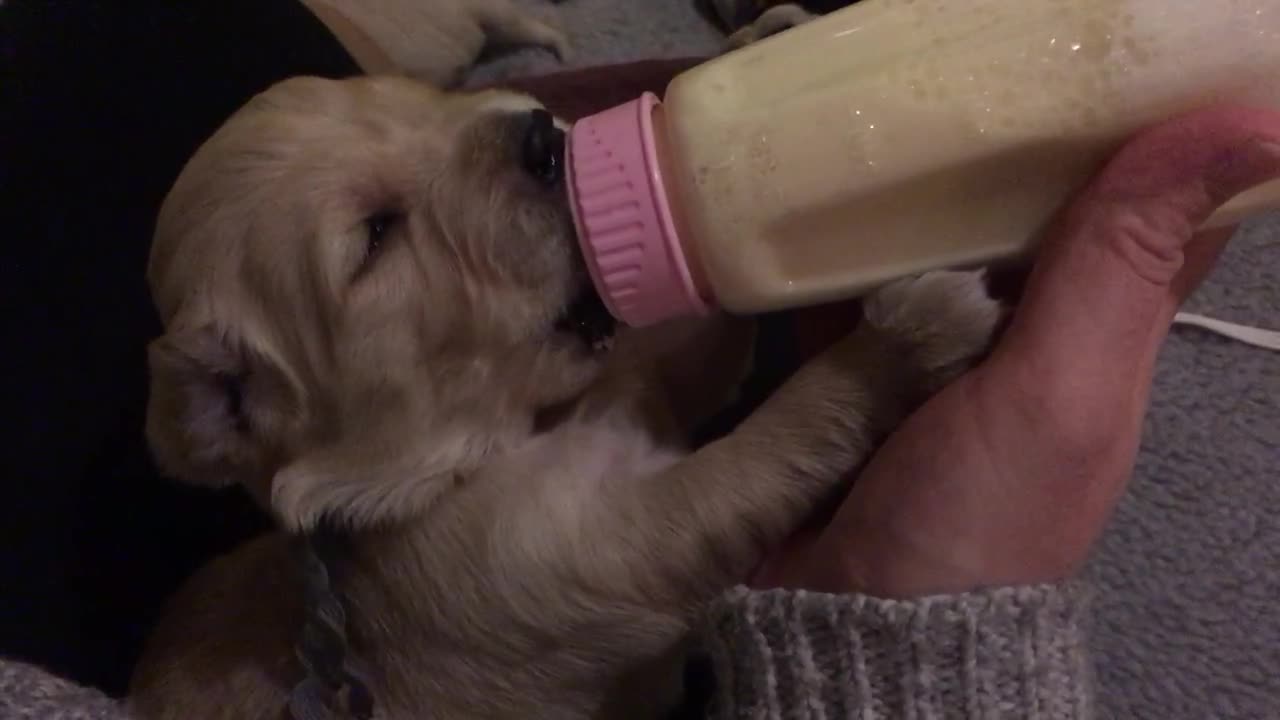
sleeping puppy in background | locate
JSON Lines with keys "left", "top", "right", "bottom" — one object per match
{"left": 703, "top": 0, "right": 858, "bottom": 49}
{"left": 128, "top": 74, "right": 1002, "bottom": 719}
{"left": 299, "top": 0, "right": 569, "bottom": 86}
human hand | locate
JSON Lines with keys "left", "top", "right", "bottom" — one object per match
{"left": 755, "top": 105, "right": 1280, "bottom": 598}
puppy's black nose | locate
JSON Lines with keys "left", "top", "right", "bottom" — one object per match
{"left": 522, "top": 109, "right": 565, "bottom": 186}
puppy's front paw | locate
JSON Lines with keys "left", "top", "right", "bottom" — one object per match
{"left": 723, "top": 4, "right": 817, "bottom": 52}
{"left": 724, "top": 26, "right": 760, "bottom": 51}
{"left": 515, "top": 15, "right": 571, "bottom": 62}
{"left": 480, "top": 8, "right": 572, "bottom": 64}
{"left": 539, "top": 23, "right": 573, "bottom": 63}
{"left": 863, "top": 270, "right": 1005, "bottom": 390}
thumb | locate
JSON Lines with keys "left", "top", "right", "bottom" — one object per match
{"left": 994, "top": 106, "right": 1280, "bottom": 401}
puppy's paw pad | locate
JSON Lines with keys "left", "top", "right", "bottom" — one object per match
{"left": 484, "top": 11, "right": 571, "bottom": 64}
{"left": 550, "top": 36, "right": 573, "bottom": 63}
{"left": 724, "top": 28, "right": 760, "bottom": 51}
{"left": 864, "top": 270, "right": 1004, "bottom": 382}
{"left": 528, "top": 20, "right": 571, "bottom": 62}
{"left": 723, "top": 4, "right": 817, "bottom": 52}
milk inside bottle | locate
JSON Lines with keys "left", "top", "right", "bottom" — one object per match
{"left": 564, "top": 0, "right": 1280, "bottom": 327}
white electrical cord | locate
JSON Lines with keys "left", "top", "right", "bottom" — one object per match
{"left": 1173, "top": 312, "right": 1280, "bottom": 352}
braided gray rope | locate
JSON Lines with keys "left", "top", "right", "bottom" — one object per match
{"left": 288, "top": 526, "right": 375, "bottom": 720}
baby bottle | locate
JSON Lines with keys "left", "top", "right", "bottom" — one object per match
{"left": 564, "top": 0, "right": 1280, "bottom": 327}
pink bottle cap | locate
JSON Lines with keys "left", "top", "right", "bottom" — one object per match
{"left": 565, "top": 92, "right": 710, "bottom": 328}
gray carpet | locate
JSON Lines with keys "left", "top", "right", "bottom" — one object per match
{"left": 1091, "top": 217, "right": 1280, "bottom": 719}
{"left": 465, "top": 0, "right": 721, "bottom": 86}
{"left": 474, "top": 2, "right": 1280, "bottom": 718}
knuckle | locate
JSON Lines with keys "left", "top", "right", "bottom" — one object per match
{"left": 1087, "top": 201, "right": 1193, "bottom": 286}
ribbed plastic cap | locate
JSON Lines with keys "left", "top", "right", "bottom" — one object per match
{"left": 565, "top": 92, "right": 709, "bottom": 328}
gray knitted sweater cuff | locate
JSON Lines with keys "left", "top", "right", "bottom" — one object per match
{"left": 703, "top": 584, "right": 1094, "bottom": 719}
{"left": 0, "top": 659, "right": 127, "bottom": 720}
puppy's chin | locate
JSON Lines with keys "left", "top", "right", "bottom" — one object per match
{"left": 547, "top": 188, "right": 617, "bottom": 357}
{"left": 554, "top": 281, "right": 617, "bottom": 355}
{"left": 510, "top": 275, "right": 617, "bottom": 412}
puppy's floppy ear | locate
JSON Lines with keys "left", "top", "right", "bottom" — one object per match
{"left": 145, "top": 325, "right": 301, "bottom": 492}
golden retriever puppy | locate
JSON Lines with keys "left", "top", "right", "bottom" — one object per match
{"left": 128, "top": 75, "right": 1002, "bottom": 720}
{"left": 300, "top": 0, "right": 569, "bottom": 86}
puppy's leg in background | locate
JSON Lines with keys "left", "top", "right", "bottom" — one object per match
{"left": 588, "top": 271, "right": 1002, "bottom": 608}
{"left": 708, "top": 0, "right": 768, "bottom": 31}
{"left": 725, "top": 4, "right": 817, "bottom": 50}
{"left": 473, "top": 0, "right": 572, "bottom": 62}
{"left": 298, "top": 0, "right": 398, "bottom": 74}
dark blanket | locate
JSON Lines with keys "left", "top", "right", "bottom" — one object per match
{"left": 2, "top": 0, "right": 358, "bottom": 694}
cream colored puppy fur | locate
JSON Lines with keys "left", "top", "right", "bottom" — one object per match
{"left": 299, "top": 0, "right": 569, "bottom": 86}
{"left": 129, "top": 75, "right": 1002, "bottom": 719}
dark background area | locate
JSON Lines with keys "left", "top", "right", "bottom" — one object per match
{"left": 0, "top": 0, "right": 359, "bottom": 695}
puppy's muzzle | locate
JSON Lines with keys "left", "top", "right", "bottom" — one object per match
{"left": 522, "top": 109, "right": 565, "bottom": 186}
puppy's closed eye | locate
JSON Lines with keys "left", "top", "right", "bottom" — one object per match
{"left": 357, "top": 210, "right": 403, "bottom": 278}
{"left": 217, "top": 371, "right": 249, "bottom": 434}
